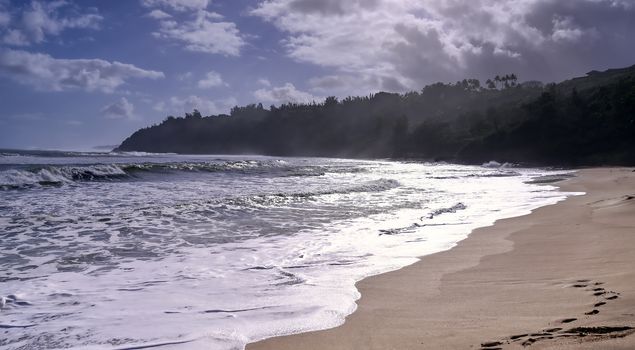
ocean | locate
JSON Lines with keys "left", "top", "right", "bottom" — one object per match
{"left": 0, "top": 150, "right": 577, "bottom": 349}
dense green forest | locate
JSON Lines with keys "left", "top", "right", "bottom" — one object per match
{"left": 116, "top": 65, "right": 635, "bottom": 165}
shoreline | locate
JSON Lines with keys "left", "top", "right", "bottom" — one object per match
{"left": 248, "top": 168, "right": 635, "bottom": 349}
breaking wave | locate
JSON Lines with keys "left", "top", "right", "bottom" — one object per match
{"left": 0, "top": 160, "right": 328, "bottom": 190}
{"left": 482, "top": 160, "right": 514, "bottom": 169}
{"left": 0, "top": 165, "right": 127, "bottom": 189}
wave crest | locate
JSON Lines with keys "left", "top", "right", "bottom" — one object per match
{"left": 0, "top": 165, "right": 127, "bottom": 189}
{"left": 0, "top": 159, "right": 374, "bottom": 190}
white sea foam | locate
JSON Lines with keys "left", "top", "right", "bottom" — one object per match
{"left": 0, "top": 155, "right": 581, "bottom": 350}
{"left": 482, "top": 160, "right": 515, "bottom": 168}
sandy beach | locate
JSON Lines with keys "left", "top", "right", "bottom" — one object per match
{"left": 249, "top": 168, "right": 635, "bottom": 349}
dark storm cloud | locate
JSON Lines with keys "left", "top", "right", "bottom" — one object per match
{"left": 521, "top": 0, "right": 635, "bottom": 78}
{"left": 253, "top": 0, "right": 635, "bottom": 94}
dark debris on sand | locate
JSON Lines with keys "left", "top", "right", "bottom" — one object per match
{"left": 476, "top": 279, "right": 634, "bottom": 348}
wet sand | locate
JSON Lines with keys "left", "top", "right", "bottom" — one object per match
{"left": 248, "top": 168, "right": 635, "bottom": 349}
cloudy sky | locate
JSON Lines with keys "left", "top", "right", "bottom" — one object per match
{"left": 0, "top": 0, "right": 634, "bottom": 150}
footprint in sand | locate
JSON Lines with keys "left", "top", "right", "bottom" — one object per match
{"left": 478, "top": 280, "right": 627, "bottom": 349}
{"left": 544, "top": 327, "right": 562, "bottom": 332}
{"left": 530, "top": 333, "right": 552, "bottom": 337}
{"left": 480, "top": 341, "right": 503, "bottom": 348}
{"left": 564, "top": 326, "right": 634, "bottom": 335}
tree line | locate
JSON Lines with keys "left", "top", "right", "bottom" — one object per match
{"left": 116, "top": 65, "right": 635, "bottom": 166}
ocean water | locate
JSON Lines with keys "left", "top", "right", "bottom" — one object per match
{"left": 0, "top": 151, "right": 578, "bottom": 350}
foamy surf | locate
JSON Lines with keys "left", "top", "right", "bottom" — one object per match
{"left": 0, "top": 152, "right": 580, "bottom": 350}
{"left": 0, "top": 159, "right": 320, "bottom": 190}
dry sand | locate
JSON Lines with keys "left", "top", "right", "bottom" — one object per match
{"left": 248, "top": 168, "right": 635, "bottom": 349}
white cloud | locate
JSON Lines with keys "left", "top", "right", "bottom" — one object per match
{"left": 146, "top": 9, "right": 172, "bottom": 19}
{"left": 142, "top": 0, "right": 244, "bottom": 56}
{"left": 0, "top": 49, "right": 165, "bottom": 93}
{"left": 101, "top": 97, "right": 136, "bottom": 120}
{"left": 1, "top": 1, "right": 102, "bottom": 46}
{"left": 251, "top": 0, "right": 464, "bottom": 93}
{"left": 254, "top": 83, "right": 319, "bottom": 105}
{"left": 197, "top": 70, "right": 225, "bottom": 88}
{"left": 141, "top": 0, "right": 210, "bottom": 12}
{"left": 252, "top": 0, "right": 635, "bottom": 94}
{"left": 170, "top": 95, "right": 218, "bottom": 114}
{"left": 257, "top": 78, "right": 271, "bottom": 86}
{"left": 155, "top": 95, "right": 237, "bottom": 116}
{"left": 2, "top": 28, "right": 28, "bottom": 45}
{"left": 551, "top": 16, "right": 592, "bottom": 43}
{"left": 152, "top": 10, "right": 245, "bottom": 56}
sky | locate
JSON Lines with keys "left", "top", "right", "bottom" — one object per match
{"left": 0, "top": 0, "right": 634, "bottom": 150}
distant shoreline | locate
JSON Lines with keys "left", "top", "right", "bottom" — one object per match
{"left": 249, "top": 168, "right": 635, "bottom": 349}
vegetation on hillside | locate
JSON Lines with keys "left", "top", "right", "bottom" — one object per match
{"left": 116, "top": 65, "right": 635, "bottom": 165}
